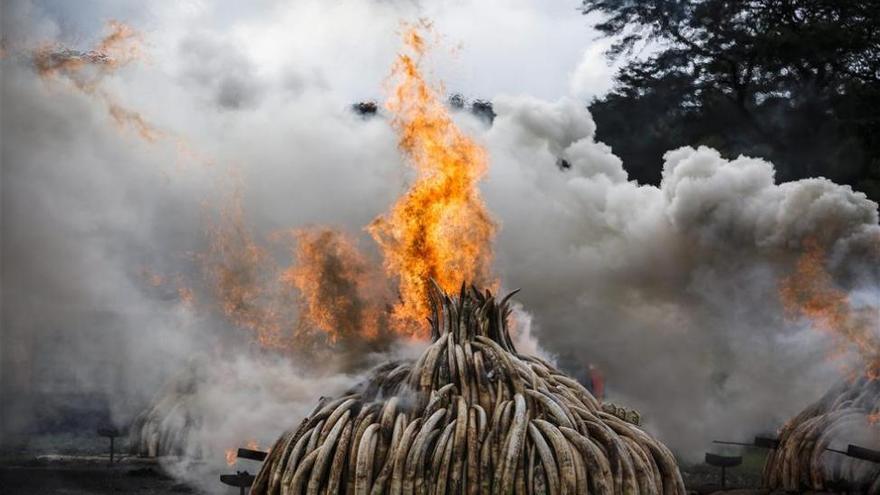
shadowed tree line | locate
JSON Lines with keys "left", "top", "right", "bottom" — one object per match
{"left": 582, "top": 0, "right": 880, "bottom": 201}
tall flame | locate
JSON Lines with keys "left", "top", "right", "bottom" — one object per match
{"left": 117, "top": 23, "right": 498, "bottom": 348}
{"left": 779, "top": 238, "right": 880, "bottom": 379}
{"left": 282, "top": 228, "right": 383, "bottom": 343}
{"left": 369, "top": 24, "right": 497, "bottom": 337}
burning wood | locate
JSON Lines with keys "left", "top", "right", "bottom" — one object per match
{"left": 250, "top": 284, "right": 685, "bottom": 494}
{"left": 762, "top": 376, "right": 880, "bottom": 493}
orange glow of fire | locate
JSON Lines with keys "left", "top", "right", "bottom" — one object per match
{"left": 138, "top": 267, "right": 197, "bottom": 309}
{"left": 108, "top": 103, "right": 163, "bottom": 143}
{"left": 196, "top": 181, "right": 392, "bottom": 353}
{"left": 32, "top": 20, "right": 142, "bottom": 91}
{"left": 224, "top": 448, "right": 236, "bottom": 466}
{"left": 102, "top": 23, "right": 502, "bottom": 351}
{"left": 779, "top": 238, "right": 880, "bottom": 379}
{"left": 282, "top": 228, "right": 382, "bottom": 343}
{"left": 31, "top": 21, "right": 159, "bottom": 141}
{"left": 177, "top": 285, "right": 196, "bottom": 308}
{"left": 225, "top": 440, "right": 261, "bottom": 467}
{"left": 94, "top": 20, "right": 143, "bottom": 63}
{"left": 30, "top": 22, "right": 212, "bottom": 163}
{"left": 368, "top": 23, "right": 496, "bottom": 337}
{"left": 202, "top": 188, "right": 293, "bottom": 351}
{"left": 139, "top": 267, "right": 165, "bottom": 288}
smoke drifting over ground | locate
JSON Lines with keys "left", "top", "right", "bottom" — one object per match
{"left": 2, "top": 1, "right": 879, "bottom": 484}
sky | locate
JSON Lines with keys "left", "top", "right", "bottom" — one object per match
{"left": 4, "top": 0, "right": 617, "bottom": 102}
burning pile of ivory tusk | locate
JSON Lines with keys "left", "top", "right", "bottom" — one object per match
{"left": 128, "top": 359, "right": 207, "bottom": 458}
{"left": 128, "top": 360, "right": 205, "bottom": 458}
{"left": 251, "top": 284, "right": 686, "bottom": 494}
{"left": 763, "top": 376, "right": 880, "bottom": 494}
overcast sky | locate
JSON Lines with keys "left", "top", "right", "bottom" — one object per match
{"left": 5, "top": 0, "right": 618, "bottom": 102}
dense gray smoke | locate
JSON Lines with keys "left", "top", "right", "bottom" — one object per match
{"left": 481, "top": 96, "right": 880, "bottom": 457}
{"left": 2, "top": 2, "right": 879, "bottom": 487}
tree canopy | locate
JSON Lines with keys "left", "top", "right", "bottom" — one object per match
{"left": 583, "top": 0, "right": 880, "bottom": 201}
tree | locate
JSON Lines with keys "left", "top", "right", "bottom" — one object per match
{"left": 583, "top": 0, "right": 880, "bottom": 201}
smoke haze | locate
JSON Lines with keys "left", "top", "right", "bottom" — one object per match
{"left": 2, "top": 2, "right": 879, "bottom": 487}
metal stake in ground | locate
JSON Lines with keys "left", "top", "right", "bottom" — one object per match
{"left": 220, "top": 471, "right": 255, "bottom": 495}
{"left": 753, "top": 436, "right": 780, "bottom": 449}
{"left": 705, "top": 453, "right": 742, "bottom": 489}
{"left": 713, "top": 436, "right": 780, "bottom": 450}
{"left": 237, "top": 448, "right": 268, "bottom": 462}
{"left": 826, "top": 444, "right": 880, "bottom": 464}
{"left": 97, "top": 427, "right": 121, "bottom": 465}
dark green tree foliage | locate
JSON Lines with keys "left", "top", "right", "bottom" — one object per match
{"left": 583, "top": 0, "right": 880, "bottom": 201}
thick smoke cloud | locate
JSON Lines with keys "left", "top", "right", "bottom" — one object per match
{"left": 2, "top": 0, "right": 879, "bottom": 485}
{"left": 482, "top": 96, "right": 879, "bottom": 457}
{"left": 132, "top": 355, "right": 358, "bottom": 493}
{"left": 0, "top": 0, "right": 405, "bottom": 462}
{"left": 177, "top": 34, "right": 264, "bottom": 110}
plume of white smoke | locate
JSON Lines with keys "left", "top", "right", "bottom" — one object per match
{"left": 3, "top": 1, "right": 880, "bottom": 484}
{"left": 0, "top": 12, "right": 418, "bottom": 487}
{"left": 0, "top": 7, "right": 405, "bottom": 462}
{"left": 480, "top": 95, "right": 879, "bottom": 458}
{"left": 139, "top": 355, "right": 357, "bottom": 493}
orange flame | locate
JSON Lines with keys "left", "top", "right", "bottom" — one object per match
{"left": 31, "top": 21, "right": 161, "bottom": 141}
{"left": 779, "top": 238, "right": 880, "bottom": 379}
{"left": 282, "top": 228, "right": 383, "bottom": 343}
{"left": 132, "top": 23, "right": 499, "bottom": 351}
{"left": 368, "top": 23, "right": 496, "bottom": 337}
{"left": 177, "top": 285, "right": 196, "bottom": 308}
{"left": 94, "top": 20, "right": 143, "bottom": 62}
{"left": 108, "top": 103, "right": 163, "bottom": 142}
{"left": 30, "top": 22, "right": 212, "bottom": 164}
{"left": 201, "top": 187, "right": 294, "bottom": 351}
{"left": 225, "top": 440, "right": 260, "bottom": 466}
{"left": 139, "top": 267, "right": 166, "bottom": 288}
{"left": 200, "top": 191, "right": 388, "bottom": 353}
{"left": 32, "top": 20, "right": 142, "bottom": 91}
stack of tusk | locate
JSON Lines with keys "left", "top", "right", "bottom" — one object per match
{"left": 763, "top": 376, "right": 880, "bottom": 494}
{"left": 252, "top": 283, "right": 686, "bottom": 494}
{"left": 128, "top": 360, "right": 207, "bottom": 459}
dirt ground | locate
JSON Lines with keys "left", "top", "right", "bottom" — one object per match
{"left": 0, "top": 456, "right": 205, "bottom": 495}
{"left": 0, "top": 447, "right": 842, "bottom": 495}
{"left": 0, "top": 455, "right": 764, "bottom": 495}
{"left": 0, "top": 458, "right": 848, "bottom": 495}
